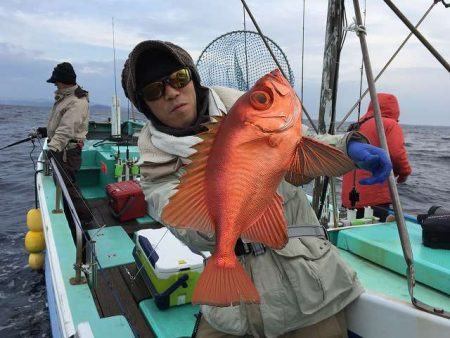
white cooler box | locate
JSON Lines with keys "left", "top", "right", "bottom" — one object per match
{"left": 133, "top": 228, "right": 210, "bottom": 310}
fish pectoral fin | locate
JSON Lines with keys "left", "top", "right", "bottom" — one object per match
{"left": 285, "top": 136, "right": 355, "bottom": 185}
{"left": 241, "top": 193, "right": 288, "bottom": 249}
{"left": 161, "top": 118, "right": 222, "bottom": 234}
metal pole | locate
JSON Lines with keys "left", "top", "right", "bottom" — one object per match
{"left": 43, "top": 151, "right": 51, "bottom": 176}
{"left": 337, "top": 1, "right": 437, "bottom": 130}
{"left": 52, "top": 186, "right": 63, "bottom": 214}
{"left": 313, "top": 0, "right": 343, "bottom": 218}
{"left": 352, "top": 0, "right": 412, "bottom": 263}
{"left": 330, "top": 177, "right": 339, "bottom": 228}
{"left": 353, "top": 0, "right": 450, "bottom": 319}
{"left": 89, "top": 240, "right": 97, "bottom": 288}
{"left": 384, "top": 0, "right": 450, "bottom": 72}
{"left": 50, "top": 158, "right": 86, "bottom": 284}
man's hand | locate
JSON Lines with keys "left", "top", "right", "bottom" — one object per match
{"left": 36, "top": 127, "right": 47, "bottom": 138}
{"left": 347, "top": 141, "right": 392, "bottom": 185}
{"left": 28, "top": 127, "right": 47, "bottom": 139}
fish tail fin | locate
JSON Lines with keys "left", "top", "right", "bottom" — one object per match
{"left": 193, "top": 255, "right": 260, "bottom": 306}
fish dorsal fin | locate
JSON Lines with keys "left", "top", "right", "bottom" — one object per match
{"left": 161, "top": 118, "right": 225, "bottom": 234}
{"left": 285, "top": 136, "right": 355, "bottom": 185}
{"left": 241, "top": 193, "right": 288, "bottom": 249}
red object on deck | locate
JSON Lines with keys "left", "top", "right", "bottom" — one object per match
{"left": 105, "top": 180, "right": 147, "bottom": 222}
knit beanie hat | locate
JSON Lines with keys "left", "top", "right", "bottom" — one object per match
{"left": 47, "top": 62, "right": 77, "bottom": 85}
{"left": 135, "top": 49, "right": 184, "bottom": 90}
{"left": 122, "top": 40, "right": 209, "bottom": 136}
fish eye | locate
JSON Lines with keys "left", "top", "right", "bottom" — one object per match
{"left": 254, "top": 93, "right": 267, "bottom": 104}
{"left": 250, "top": 91, "right": 272, "bottom": 110}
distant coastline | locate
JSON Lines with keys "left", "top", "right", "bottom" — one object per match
{"left": 0, "top": 101, "right": 111, "bottom": 112}
{"left": 0, "top": 102, "right": 448, "bottom": 128}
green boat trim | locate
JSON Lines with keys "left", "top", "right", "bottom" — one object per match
{"left": 36, "top": 120, "right": 450, "bottom": 337}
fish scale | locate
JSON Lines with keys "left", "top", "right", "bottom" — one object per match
{"left": 162, "top": 69, "right": 354, "bottom": 306}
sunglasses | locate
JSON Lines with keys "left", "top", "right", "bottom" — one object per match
{"left": 140, "top": 68, "right": 192, "bottom": 101}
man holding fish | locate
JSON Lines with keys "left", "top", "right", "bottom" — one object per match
{"left": 122, "top": 40, "right": 391, "bottom": 338}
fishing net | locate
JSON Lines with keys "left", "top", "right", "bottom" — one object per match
{"left": 196, "top": 30, "right": 294, "bottom": 91}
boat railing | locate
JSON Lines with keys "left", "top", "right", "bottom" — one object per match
{"left": 47, "top": 155, "right": 90, "bottom": 285}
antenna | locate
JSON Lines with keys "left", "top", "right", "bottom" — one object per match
{"left": 112, "top": 17, "right": 118, "bottom": 100}
{"left": 111, "top": 17, "right": 121, "bottom": 138}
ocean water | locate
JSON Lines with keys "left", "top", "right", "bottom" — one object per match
{"left": 0, "top": 104, "right": 449, "bottom": 337}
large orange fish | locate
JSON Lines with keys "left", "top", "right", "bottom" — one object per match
{"left": 162, "top": 69, "right": 354, "bottom": 306}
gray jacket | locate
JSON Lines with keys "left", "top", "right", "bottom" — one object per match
{"left": 47, "top": 85, "right": 89, "bottom": 152}
{"left": 138, "top": 86, "right": 364, "bottom": 337}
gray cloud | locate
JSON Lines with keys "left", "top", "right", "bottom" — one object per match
{"left": 0, "top": 1, "right": 448, "bottom": 125}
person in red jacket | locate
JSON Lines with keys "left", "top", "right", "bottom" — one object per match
{"left": 341, "top": 93, "right": 412, "bottom": 221}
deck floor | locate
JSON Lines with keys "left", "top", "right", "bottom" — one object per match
{"left": 86, "top": 197, "right": 162, "bottom": 338}
{"left": 92, "top": 264, "right": 155, "bottom": 338}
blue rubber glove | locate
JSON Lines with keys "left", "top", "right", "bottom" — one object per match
{"left": 347, "top": 140, "right": 392, "bottom": 185}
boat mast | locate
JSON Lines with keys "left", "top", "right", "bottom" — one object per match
{"left": 111, "top": 17, "right": 121, "bottom": 139}
{"left": 312, "top": 0, "right": 344, "bottom": 223}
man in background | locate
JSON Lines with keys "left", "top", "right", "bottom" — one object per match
{"left": 38, "top": 62, "right": 93, "bottom": 245}
{"left": 342, "top": 93, "right": 412, "bottom": 221}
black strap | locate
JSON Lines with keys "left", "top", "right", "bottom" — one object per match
{"left": 234, "top": 239, "right": 266, "bottom": 256}
{"left": 234, "top": 225, "right": 328, "bottom": 256}
{"left": 191, "top": 311, "right": 203, "bottom": 338}
{"left": 287, "top": 224, "right": 328, "bottom": 240}
{"left": 109, "top": 195, "right": 135, "bottom": 218}
{"left": 235, "top": 238, "right": 252, "bottom": 256}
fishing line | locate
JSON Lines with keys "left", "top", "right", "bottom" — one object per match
{"left": 130, "top": 228, "right": 170, "bottom": 280}
{"left": 91, "top": 250, "right": 141, "bottom": 337}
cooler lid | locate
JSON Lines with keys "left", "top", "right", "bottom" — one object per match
{"left": 136, "top": 228, "right": 210, "bottom": 274}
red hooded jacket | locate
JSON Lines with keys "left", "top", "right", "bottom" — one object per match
{"left": 341, "top": 93, "right": 412, "bottom": 208}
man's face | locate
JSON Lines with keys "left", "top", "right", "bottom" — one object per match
{"left": 144, "top": 79, "right": 197, "bottom": 129}
{"left": 54, "top": 81, "right": 64, "bottom": 90}
{"left": 54, "top": 81, "right": 72, "bottom": 90}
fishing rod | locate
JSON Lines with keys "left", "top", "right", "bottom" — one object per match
{"left": 0, "top": 134, "right": 38, "bottom": 150}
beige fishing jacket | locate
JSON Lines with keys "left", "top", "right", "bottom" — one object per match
{"left": 47, "top": 85, "right": 89, "bottom": 152}
{"left": 138, "top": 86, "right": 365, "bottom": 337}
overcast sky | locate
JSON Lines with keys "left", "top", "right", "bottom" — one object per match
{"left": 0, "top": 0, "right": 449, "bottom": 126}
